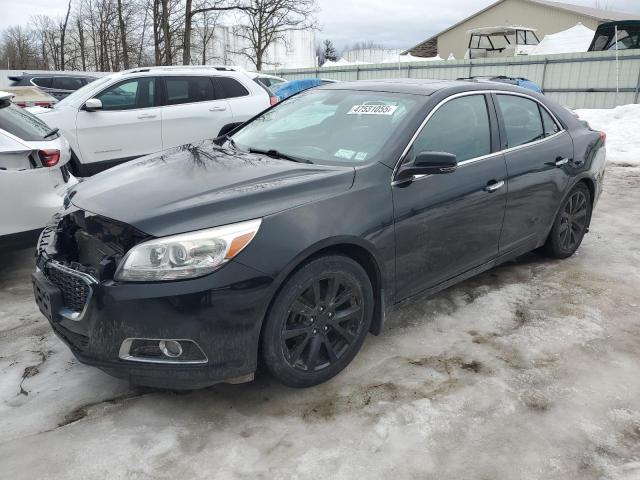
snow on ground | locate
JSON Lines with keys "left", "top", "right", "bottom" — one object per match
{"left": 1, "top": 108, "right": 640, "bottom": 479}
{"left": 576, "top": 104, "right": 640, "bottom": 168}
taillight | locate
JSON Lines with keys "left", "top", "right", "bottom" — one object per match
{"left": 38, "top": 149, "right": 60, "bottom": 167}
{"left": 270, "top": 96, "right": 279, "bottom": 106}
{"left": 598, "top": 131, "right": 607, "bottom": 144}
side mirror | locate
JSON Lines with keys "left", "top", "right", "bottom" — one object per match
{"left": 396, "top": 151, "right": 457, "bottom": 182}
{"left": 83, "top": 98, "right": 103, "bottom": 112}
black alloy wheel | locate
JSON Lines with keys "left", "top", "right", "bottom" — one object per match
{"left": 262, "top": 255, "right": 373, "bottom": 388}
{"left": 544, "top": 183, "right": 592, "bottom": 258}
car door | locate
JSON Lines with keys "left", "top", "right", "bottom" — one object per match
{"left": 393, "top": 93, "right": 508, "bottom": 301}
{"left": 214, "top": 76, "right": 266, "bottom": 125}
{"left": 160, "top": 76, "right": 231, "bottom": 148}
{"left": 51, "top": 77, "right": 85, "bottom": 100}
{"left": 494, "top": 93, "right": 573, "bottom": 254}
{"left": 76, "top": 76, "right": 163, "bottom": 169}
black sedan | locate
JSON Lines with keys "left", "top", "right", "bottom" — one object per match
{"left": 32, "top": 79, "right": 607, "bottom": 389}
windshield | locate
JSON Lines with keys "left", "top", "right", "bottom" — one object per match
{"left": 231, "top": 89, "right": 420, "bottom": 165}
{"left": 0, "top": 100, "right": 55, "bottom": 141}
{"left": 54, "top": 75, "right": 113, "bottom": 108}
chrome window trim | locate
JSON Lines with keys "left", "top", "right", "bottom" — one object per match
{"left": 391, "top": 89, "right": 566, "bottom": 185}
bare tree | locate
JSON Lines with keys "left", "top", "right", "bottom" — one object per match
{"left": 232, "top": 0, "right": 317, "bottom": 71}
{"left": 191, "top": 7, "right": 221, "bottom": 64}
{"left": 182, "top": 0, "right": 247, "bottom": 65}
{"left": 117, "top": 0, "right": 130, "bottom": 69}
{"left": 1, "top": 26, "right": 39, "bottom": 69}
{"left": 59, "top": 1, "right": 72, "bottom": 70}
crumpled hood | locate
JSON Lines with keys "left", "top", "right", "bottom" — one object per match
{"left": 70, "top": 141, "right": 355, "bottom": 237}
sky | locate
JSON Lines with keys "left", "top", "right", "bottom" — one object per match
{"left": 1, "top": 0, "right": 640, "bottom": 51}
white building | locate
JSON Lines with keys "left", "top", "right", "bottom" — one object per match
{"left": 192, "top": 25, "right": 316, "bottom": 71}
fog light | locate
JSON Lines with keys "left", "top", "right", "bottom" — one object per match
{"left": 159, "top": 340, "right": 183, "bottom": 358}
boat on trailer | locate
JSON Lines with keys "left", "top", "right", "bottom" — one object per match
{"left": 466, "top": 26, "right": 540, "bottom": 59}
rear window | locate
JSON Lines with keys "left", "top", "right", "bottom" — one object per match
{"left": 32, "top": 77, "right": 53, "bottom": 88}
{"left": 497, "top": 95, "right": 545, "bottom": 148}
{"left": 52, "top": 77, "right": 85, "bottom": 90}
{"left": 214, "top": 77, "right": 250, "bottom": 99}
{"left": 164, "top": 76, "right": 215, "bottom": 105}
{"left": 0, "top": 100, "right": 53, "bottom": 141}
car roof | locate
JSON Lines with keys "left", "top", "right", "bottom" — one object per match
{"left": 19, "top": 73, "right": 97, "bottom": 78}
{"left": 317, "top": 78, "right": 528, "bottom": 96}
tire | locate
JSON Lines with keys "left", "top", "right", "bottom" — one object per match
{"left": 261, "top": 255, "right": 374, "bottom": 388}
{"left": 542, "top": 183, "right": 592, "bottom": 259}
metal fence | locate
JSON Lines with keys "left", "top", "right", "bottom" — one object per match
{"left": 3, "top": 51, "right": 639, "bottom": 109}
{"left": 267, "top": 50, "right": 640, "bottom": 109}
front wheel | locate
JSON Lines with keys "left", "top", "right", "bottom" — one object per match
{"left": 261, "top": 255, "right": 373, "bottom": 388}
{"left": 543, "top": 183, "right": 592, "bottom": 258}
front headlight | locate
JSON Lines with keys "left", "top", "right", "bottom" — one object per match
{"left": 114, "top": 219, "right": 262, "bottom": 282}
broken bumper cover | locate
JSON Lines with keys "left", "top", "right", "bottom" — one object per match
{"left": 34, "top": 253, "right": 274, "bottom": 389}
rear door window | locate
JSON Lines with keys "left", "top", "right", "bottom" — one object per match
{"left": 31, "top": 77, "right": 53, "bottom": 88}
{"left": 96, "top": 78, "right": 157, "bottom": 110}
{"left": 214, "top": 77, "right": 250, "bottom": 99}
{"left": 164, "top": 76, "right": 215, "bottom": 105}
{"left": 0, "top": 100, "right": 51, "bottom": 141}
{"left": 410, "top": 94, "right": 491, "bottom": 162}
{"left": 497, "top": 95, "right": 545, "bottom": 148}
{"left": 52, "top": 77, "right": 85, "bottom": 90}
{"left": 539, "top": 106, "right": 560, "bottom": 137}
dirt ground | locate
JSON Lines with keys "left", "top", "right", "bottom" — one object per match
{"left": 1, "top": 164, "right": 639, "bottom": 480}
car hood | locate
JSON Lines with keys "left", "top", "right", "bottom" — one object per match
{"left": 69, "top": 140, "right": 355, "bottom": 237}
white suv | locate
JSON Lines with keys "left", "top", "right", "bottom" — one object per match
{"left": 28, "top": 66, "right": 274, "bottom": 176}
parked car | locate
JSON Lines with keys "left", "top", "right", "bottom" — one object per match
{"left": 272, "top": 78, "right": 324, "bottom": 101}
{"left": 588, "top": 20, "right": 640, "bottom": 51}
{"left": 248, "top": 72, "right": 287, "bottom": 89}
{"left": 32, "top": 80, "right": 606, "bottom": 389}
{"left": 2, "top": 86, "right": 58, "bottom": 108}
{"left": 8, "top": 73, "right": 97, "bottom": 100}
{"left": 27, "top": 66, "right": 273, "bottom": 176}
{"left": 0, "top": 91, "right": 75, "bottom": 250}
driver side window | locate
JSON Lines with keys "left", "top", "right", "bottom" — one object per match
{"left": 96, "top": 78, "right": 156, "bottom": 111}
{"left": 410, "top": 95, "right": 491, "bottom": 163}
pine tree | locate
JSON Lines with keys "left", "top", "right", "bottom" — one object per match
{"left": 323, "top": 39, "right": 338, "bottom": 62}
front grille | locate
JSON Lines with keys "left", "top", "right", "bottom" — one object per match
{"left": 46, "top": 263, "right": 93, "bottom": 313}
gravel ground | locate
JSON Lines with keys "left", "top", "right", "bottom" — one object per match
{"left": 1, "top": 164, "right": 639, "bottom": 480}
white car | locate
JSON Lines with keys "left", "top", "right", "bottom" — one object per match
{"left": 248, "top": 72, "right": 287, "bottom": 89}
{"left": 28, "top": 66, "right": 275, "bottom": 176}
{"left": 0, "top": 92, "right": 76, "bottom": 249}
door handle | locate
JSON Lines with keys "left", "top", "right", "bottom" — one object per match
{"left": 484, "top": 180, "right": 505, "bottom": 193}
{"left": 209, "top": 106, "right": 226, "bottom": 112}
{"left": 555, "top": 157, "right": 570, "bottom": 167}
{"left": 137, "top": 114, "right": 157, "bottom": 119}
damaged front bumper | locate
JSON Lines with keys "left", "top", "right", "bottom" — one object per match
{"left": 32, "top": 222, "right": 274, "bottom": 390}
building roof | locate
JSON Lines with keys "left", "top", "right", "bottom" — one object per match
{"left": 403, "top": 0, "right": 640, "bottom": 55}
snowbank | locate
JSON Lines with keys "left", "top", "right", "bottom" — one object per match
{"left": 575, "top": 104, "right": 640, "bottom": 167}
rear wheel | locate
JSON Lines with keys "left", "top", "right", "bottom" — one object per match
{"left": 543, "top": 183, "right": 591, "bottom": 258}
{"left": 261, "top": 255, "right": 373, "bottom": 388}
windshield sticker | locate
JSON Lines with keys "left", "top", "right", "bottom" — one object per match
{"left": 347, "top": 104, "right": 398, "bottom": 115}
{"left": 334, "top": 149, "right": 356, "bottom": 160}
{"left": 354, "top": 152, "right": 368, "bottom": 161}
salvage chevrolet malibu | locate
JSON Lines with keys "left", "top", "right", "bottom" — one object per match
{"left": 32, "top": 79, "right": 607, "bottom": 389}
